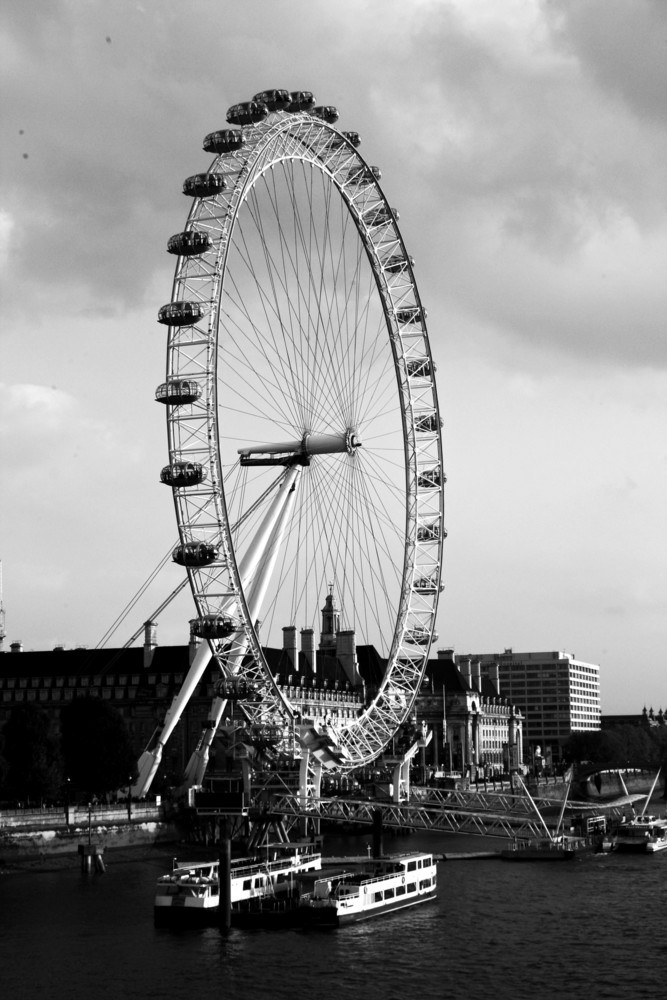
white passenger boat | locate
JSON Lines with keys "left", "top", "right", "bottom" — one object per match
{"left": 154, "top": 842, "right": 322, "bottom": 924}
{"left": 298, "top": 852, "right": 437, "bottom": 926}
{"left": 610, "top": 814, "right": 667, "bottom": 854}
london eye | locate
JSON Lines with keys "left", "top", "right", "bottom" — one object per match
{"left": 135, "top": 89, "right": 445, "bottom": 795}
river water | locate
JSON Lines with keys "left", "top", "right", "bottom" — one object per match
{"left": 1, "top": 830, "right": 665, "bottom": 1000}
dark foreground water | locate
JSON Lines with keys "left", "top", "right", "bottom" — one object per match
{"left": 1, "top": 830, "right": 666, "bottom": 1000}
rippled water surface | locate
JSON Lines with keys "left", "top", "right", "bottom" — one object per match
{"left": 2, "top": 832, "right": 666, "bottom": 1000}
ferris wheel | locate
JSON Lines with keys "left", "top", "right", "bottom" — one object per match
{"left": 136, "top": 89, "right": 445, "bottom": 794}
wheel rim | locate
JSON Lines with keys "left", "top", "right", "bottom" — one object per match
{"left": 160, "top": 104, "right": 445, "bottom": 768}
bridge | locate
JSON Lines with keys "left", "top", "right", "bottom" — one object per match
{"left": 269, "top": 785, "right": 633, "bottom": 841}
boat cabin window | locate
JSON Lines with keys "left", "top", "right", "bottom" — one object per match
{"left": 396, "top": 884, "right": 406, "bottom": 896}
{"left": 407, "top": 883, "right": 417, "bottom": 893}
{"left": 243, "top": 879, "right": 251, "bottom": 890}
{"left": 373, "top": 891, "right": 383, "bottom": 903}
{"left": 407, "top": 860, "right": 417, "bottom": 871}
{"left": 384, "top": 888, "right": 395, "bottom": 900}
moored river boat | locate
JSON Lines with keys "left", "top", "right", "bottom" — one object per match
{"left": 153, "top": 842, "right": 322, "bottom": 924}
{"left": 297, "top": 851, "right": 437, "bottom": 926}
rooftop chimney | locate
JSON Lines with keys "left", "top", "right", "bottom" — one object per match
{"left": 336, "top": 629, "right": 362, "bottom": 687}
{"left": 300, "top": 628, "right": 316, "bottom": 676}
{"left": 10, "top": 641, "right": 23, "bottom": 653}
{"left": 282, "top": 625, "right": 297, "bottom": 674}
{"left": 143, "top": 620, "right": 157, "bottom": 669}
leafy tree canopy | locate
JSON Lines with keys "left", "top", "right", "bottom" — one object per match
{"left": 60, "top": 696, "right": 136, "bottom": 798}
{"left": 1, "top": 703, "right": 63, "bottom": 804}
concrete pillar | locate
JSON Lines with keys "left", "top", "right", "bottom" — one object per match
{"left": 372, "top": 808, "right": 384, "bottom": 858}
{"left": 218, "top": 818, "right": 232, "bottom": 932}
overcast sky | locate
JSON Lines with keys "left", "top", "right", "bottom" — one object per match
{"left": 1, "top": 0, "right": 665, "bottom": 714}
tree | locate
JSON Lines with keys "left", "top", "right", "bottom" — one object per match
{"left": 1, "top": 704, "right": 63, "bottom": 804}
{"left": 60, "top": 696, "right": 136, "bottom": 799}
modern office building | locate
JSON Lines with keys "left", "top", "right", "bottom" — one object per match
{"left": 457, "top": 648, "right": 600, "bottom": 763}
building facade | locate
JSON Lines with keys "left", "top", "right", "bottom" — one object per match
{"left": 459, "top": 648, "right": 601, "bottom": 762}
{"left": 414, "top": 649, "right": 524, "bottom": 778}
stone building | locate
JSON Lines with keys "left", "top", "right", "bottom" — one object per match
{"left": 414, "top": 649, "right": 524, "bottom": 778}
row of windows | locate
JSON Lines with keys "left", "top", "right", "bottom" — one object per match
{"left": 372, "top": 877, "right": 434, "bottom": 903}
{"left": 0, "top": 673, "right": 186, "bottom": 689}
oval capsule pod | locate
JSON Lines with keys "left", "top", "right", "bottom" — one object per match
{"left": 287, "top": 90, "right": 316, "bottom": 112}
{"left": 406, "top": 358, "right": 431, "bottom": 379}
{"left": 203, "top": 130, "right": 245, "bottom": 154}
{"left": 312, "top": 105, "right": 339, "bottom": 123}
{"left": 417, "top": 522, "right": 440, "bottom": 542}
{"left": 414, "top": 412, "right": 442, "bottom": 434}
{"left": 167, "top": 231, "right": 212, "bottom": 256}
{"left": 253, "top": 89, "right": 291, "bottom": 111}
{"left": 404, "top": 628, "right": 436, "bottom": 646}
{"left": 155, "top": 380, "right": 202, "bottom": 405}
{"left": 385, "top": 254, "right": 415, "bottom": 275}
{"left": 226, "top": 101, "right": 269, "bottom": 126}
{"left": 172, "top": 541, "right": 219, "bottom": 567}
{"left": 157, "top": 301, "right": 204, "bottom": 326}
{"left": 160, "top": 462, "right": 207, "bottom": 487}
{"left": 417, "top": 467, "right": 443, "bottom": 490}
{"left": 190, "top": 614, "right": 236, "bottom": 639}
{"left": 182, "top": 173, "right": 226, "bottom": 198}
{"left": 396, "top": 305, "right": 425, "bottom": 325}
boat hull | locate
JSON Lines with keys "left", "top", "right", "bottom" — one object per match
{"left": 302, "top": 889, "right": 437, "bottom": 926}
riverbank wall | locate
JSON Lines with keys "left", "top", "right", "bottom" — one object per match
{"left": 0, "top": 803, "right": 179, "bottom": 861}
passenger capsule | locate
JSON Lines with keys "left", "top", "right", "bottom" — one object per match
{"left": 157, "top": 301, "right": 204, "bottom": 326}
{"left": 343, "top": 131, "right": 361, "bottom": 147}
{"left": 363, "top": 205, "right": 396, "bottom": 228}
{"left": 312, "top": 105, "right": 339, "bottom": 123}
{"left": 167, "top": 231, "right": 212, "bottom": 256}
{"left": 253, "top": 89, "right": 291, "bottom": 111}
{"left": 417, "top": 522, "right": 440, "bottom": 542}
{"left": 396, "top": 305, "right": 425, "bottom": 325}
{"left": 385, "top": 254, "right": 414, "bottom": 275}
{"left": 414, "top": 412, "right": 442, "bottom": 434}
{"left": 346, "top": 165, "right": 381, "bottom": 187}
{"left": 404, "top": 628, "right": 437, "bottom": 646}
{"left": 213, "top": 678, "right": 259, "bottom": 700}
{"left": 191, "top": 614, "right": 236, "bottom": 639}
{"left": 183, "top": 173, "right": 226, "bottom": 198}
{"left": 160, "top": 462, "right": 207, "bottom": 487}
{"left": 226, "top": 101, "right": 269, "bottom": 126}
{"left": 417, "top": 467, "right": 443, "bottom": 490}
{"left": 413, "top": 576, "right": 444, "bottom": 594}
{"left": 406, "top": 358, "right": 431, "bottom": 379}
{"left": 172, "top": 542, "right": 219, "bottom": 567}
{"left": 155, "top": 380, "right": 202, "bottom": 405}
{"left": 287, "top": 91, "right": 316, "bottom": 112}
{"left": 203, "top": 129, "right": 245, "bottom": 154}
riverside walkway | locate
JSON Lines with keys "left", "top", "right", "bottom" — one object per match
{"left": 273, "top": 785, "right": 628, "bottom": 840}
